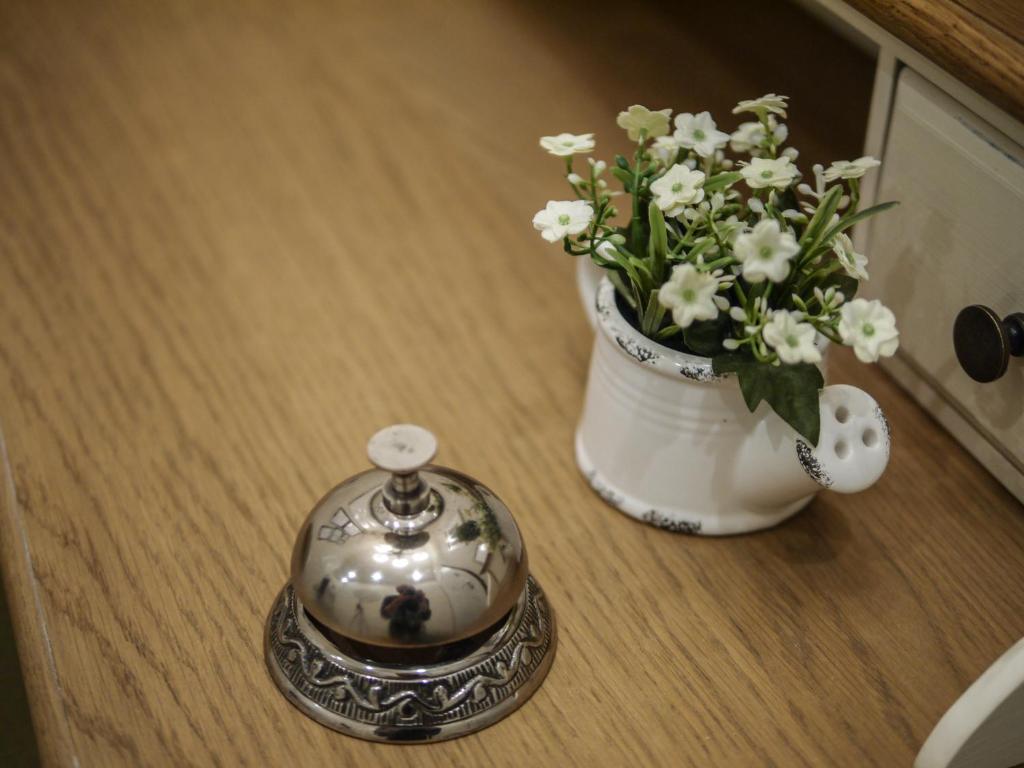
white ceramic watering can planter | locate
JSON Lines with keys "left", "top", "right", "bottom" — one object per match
{"left": 576, "top": 278, "right": 891, "bottom": 535}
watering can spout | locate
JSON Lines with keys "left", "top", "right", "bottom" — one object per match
{"left": 735, "top": 384, "right": 891, "bottom": 510}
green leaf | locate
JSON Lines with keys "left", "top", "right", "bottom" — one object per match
{"left": 609, "top": 245, "right": 643, "bottom": 291}
{"left": 648, "top": 200, "right": 668, "bottom": 283}
{"left": 799, "top": 185, "right": 842, "bottom": 252}
{"left": 608, "top": 272, "right": 637, "bottom": 310}
{"left": 711, "top": 351, "right": 751, "bottom": 375}
{"left": 683, "top": 315, "right": 729, "bottom": 357}
{"left": 820, "top": 200, "right": 899, "bottom": 244}
{"left": 713, "top": 353, "right": 824, "bottom": 444}
{"left": 611, "top": 167, "right": 633, "bottom": 190}
{"left": 712, "top": 352, "right": 769, "bottom": 411}
{"left": 655, "top": 324, "right": 681, "bottom": 341}
{"left": 686, "top": 237, "right": 718, "bottom": 261}
{"left": 629, "top": 256, "right": 654, "bottom": 295}
{"left": 762, "top": 363, "right": 824, "bottom": 445}
{"left": 648, "top": 201, "right": 668, "bottom": 257}
{"left": 614, "top": 154, "right": 630, "bottom": 170}
{"left": 703, "top": 171, "right": 742, "bottom": 193}
{"left": 738, "top": 365, "right": 772, "bottom": 412}
{"left": 640, "top": 289, "right": 666, "bottom": 336}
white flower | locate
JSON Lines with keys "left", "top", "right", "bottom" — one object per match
{"left": 729, "top": 117, "right": 788, "bottom": 154}
{"left": 832, "top": 233, "right": 869, "bottom": 281}
{"left": 732, "top": 93, "right": 789, "bottom": 118}
{"left": 616, "top": 105, "right": 672, "bottom": 142}
{"left": 838, "top": 299, "right": 899, "bottom": 362}
{"left": 823, "top": 156, "right": 880, "bottom": 182}
{"left": 657, "top": 263, "right": 720, "bottom": 329}
{"left": 762, "top": 311, "right": 822, "bottom": 364}
{"left": 717, "top": 214, "right": 743, "bottom": 244}
{"left": 672, "top": 112, "right": 730, "bottom": 158}
{"left": 730, "top": 121, "right": 766, "bottom": 154}
{"left": 649, "top": 164, "right": 706, "bottom": 217}
{"left": 740, "top": 156, "right": 798, "bottom": 190}
{"left": 733, "top": 219, "right": 800, "bottom": 283}
{"left": 539, "top": 132, "right": 595, "bottom": 157}
{"left": 532, "top": 200, "right": 593, "bottom": 243}
{"left": 651, "top": 135, "right": 683, "bottom": 166}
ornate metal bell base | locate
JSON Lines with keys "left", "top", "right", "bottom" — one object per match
{"left": 265, "top": 575, "right": 556, "bottom": 743}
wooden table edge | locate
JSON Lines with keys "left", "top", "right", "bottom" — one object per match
{"left": 1, "top": 420, "right": 79, "bottom": 767}
{"left": 843, "top": 0, "right": 1024, "bottom": 125}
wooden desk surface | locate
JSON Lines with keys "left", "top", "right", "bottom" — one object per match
{"left": 2, "top": 1, "right": 1023, "bottom": 765}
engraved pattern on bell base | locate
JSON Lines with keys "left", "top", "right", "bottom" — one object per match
{"left": 265, "top": 577, "right": 555, "bottom": 743}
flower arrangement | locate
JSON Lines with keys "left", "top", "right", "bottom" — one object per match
{"left": 533, "top": 95, "right": 899, "bottom": 445}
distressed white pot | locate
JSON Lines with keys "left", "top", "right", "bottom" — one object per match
{"left": 576, "top": 278, "right": 891, "bottom": 535}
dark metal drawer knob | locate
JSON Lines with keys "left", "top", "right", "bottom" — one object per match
{"left": 953, "top": 305, "right": 1024, "bottom": 383}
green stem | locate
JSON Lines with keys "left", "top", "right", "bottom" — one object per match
{"left": 797, "top": 261, "right": 843, "bottom": 292}
{"left": 630, "top": 143, "right": 644, "bottom": 252}
{"left": 700, "top": 255, "right": 735, "bottom": 272}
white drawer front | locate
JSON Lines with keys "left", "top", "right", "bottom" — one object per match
{"left": 865, "top": 68, "right": 1024, "bottom": 491}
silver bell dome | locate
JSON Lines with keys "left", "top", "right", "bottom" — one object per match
{"left": 290, "top": 425, "right": 527, "bottom": 651}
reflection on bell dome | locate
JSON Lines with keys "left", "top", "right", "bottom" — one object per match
{"left": 290, "top": 467, "right": 527, "bottom": 650}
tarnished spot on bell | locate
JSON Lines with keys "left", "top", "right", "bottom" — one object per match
{"left": 264, "top": 424, "right": 556, "bottom": 743}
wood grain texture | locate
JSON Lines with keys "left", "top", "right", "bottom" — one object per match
{"left": 844, "top": 0, "right": 1024, "bottom": 124}
{"left": 0, "top": 0, "right": 1021, "bottom": 765}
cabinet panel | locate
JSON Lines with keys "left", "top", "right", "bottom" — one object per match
{"left": 865, "top": 67, "right": 1024, "bottom": 497}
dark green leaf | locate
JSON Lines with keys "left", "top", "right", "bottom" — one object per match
{"left": 775, "top": 186, "right": 799, "bottom": 213}
{"left": 683, "top": 315, "right": 729, "bottom": 357}
{"left": 738, "top": 365, "right": 772, "bottom": 412}
{"left": 711, "top": 351, "right": 769, "bottom": 411}
{"left": 713, "top": 354, "right": 824, "bottom": 444}
{"left": 614, "top": 154, "right": 630, "bottom": 170}
{"left": 762, "top": 363, "right": 824, "bottom": 445}
{"left": 711, "top": 351, "right": 752, "bottom": 374}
